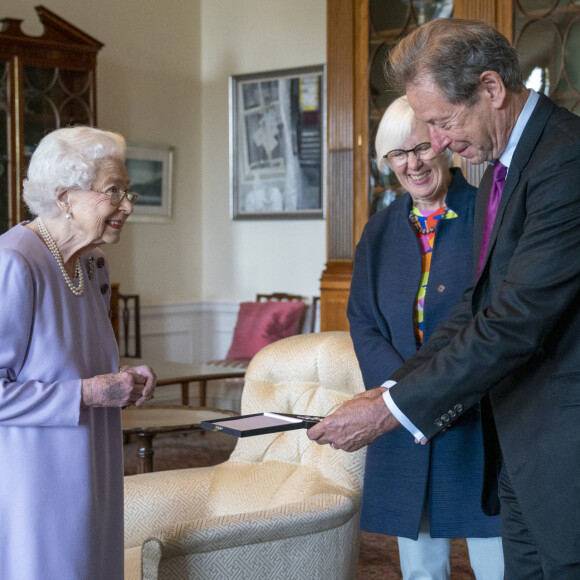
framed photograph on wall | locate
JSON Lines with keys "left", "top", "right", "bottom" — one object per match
{"left": 229, "top": 65, "right": 326, "bottom": 220}
{"left": 125, "top": 144, "right": 174, "bottom": 222}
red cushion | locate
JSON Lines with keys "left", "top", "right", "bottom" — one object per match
{"left": 226, "top": 301, "right": 305, "bottom": 360}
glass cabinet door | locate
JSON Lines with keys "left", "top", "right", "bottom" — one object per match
{"left": 368, "top": 1, "right": 455, "bottom": 216}
{"left": 22, "top": 65, "right": 95, "bottom": 162}
{"left": 514, "top": 0, "right": 580, "bottom": 114}
{"left": 0, "top": 6, "right": 102, "bottom": 234}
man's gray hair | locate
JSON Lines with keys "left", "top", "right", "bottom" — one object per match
{"left": 386, "top": 19, "right": 523, "bottom": 106}
{"left": 23, "top": 126, "right": 126, "bottom": 218}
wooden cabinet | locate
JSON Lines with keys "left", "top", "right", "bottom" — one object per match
{"left": 321, "top": 0, "right": 579, "bottom": 330}
{"left": 0, "top": 5, "right": 103, "bottom": 233}
{"left": 321, "top": 0, "right": 435, "bottom": 331}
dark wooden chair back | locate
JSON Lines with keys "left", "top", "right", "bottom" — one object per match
{"left": 118, "top": 293, "right": 142, "bottom": 358}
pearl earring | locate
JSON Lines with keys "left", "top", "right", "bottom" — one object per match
{"left": 65, "top": 213, "right": 71, "bottom": 220}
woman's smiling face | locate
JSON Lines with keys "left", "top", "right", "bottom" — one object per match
{"left": 391, "top": 122, "right": 452, "bottom": 211}
{"left": 67, "top": 158, "right": 133, "bottom": 247}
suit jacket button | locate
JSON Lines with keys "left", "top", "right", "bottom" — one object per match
{"left": 448, "top": 409, "right": 456, "bottom": 418}
{"left": 454, "top": 404, "right": 463, "bottom": 413}
{"left": 441, "top": 414, "right": 450, "bottom": 423}
{"left": 434, "top": 419, "right": 444, "bottom": 427}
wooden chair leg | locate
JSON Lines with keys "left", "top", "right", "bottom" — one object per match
{"left": 199, "top": 379, "right": 207, "bottom": 407}
{"left": 135, "top": 432, "right": 156, "bottom": 474}
{"left": 181, "top": 382, "right": 189, "bottom": 406}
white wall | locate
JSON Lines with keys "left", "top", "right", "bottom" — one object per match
{"left": 200, "top": 0, "right": 327, "bottom": 301}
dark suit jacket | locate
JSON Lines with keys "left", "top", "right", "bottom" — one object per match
{"left": 348, "top": 170, "right": 500, "bottom": 539}
{"left": 389, "top": 93, "right": 580, "bottom": 563}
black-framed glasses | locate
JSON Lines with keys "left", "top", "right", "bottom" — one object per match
{"left": 90, "top": 187, "right": 138, "bottom": 206}
{"left": 385, "top": 142, "right": 434, "bottom": 167}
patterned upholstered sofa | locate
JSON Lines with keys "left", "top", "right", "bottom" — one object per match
{"left": 124, "top": 331, "right": 366, "bottom": 580}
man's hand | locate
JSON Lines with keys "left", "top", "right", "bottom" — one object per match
{"left": 81, "top": 365, "right": 157, "bottom": 408}
{"left": 353, "top": 386, "right": 387, "bottom": 400}
{"left": 307, "top": 388, "right": 401, "bottom": 452}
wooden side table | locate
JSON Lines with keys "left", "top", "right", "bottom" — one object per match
{"left": 122, "top": 405, "right": 238, "bottom": 474}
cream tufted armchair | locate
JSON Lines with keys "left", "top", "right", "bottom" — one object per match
{"left": 124, "top": 331, "right": 366, "bottom": 580}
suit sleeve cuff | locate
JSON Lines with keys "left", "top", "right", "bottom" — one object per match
{"left": 381, "top": 381, "right": 427, "bottom": 442}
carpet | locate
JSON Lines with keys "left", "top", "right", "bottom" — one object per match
{"left": 123, "top": 431, "right": 475, "bottom": 579}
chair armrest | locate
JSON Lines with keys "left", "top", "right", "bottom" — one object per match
{"left": 124, "top": 466, "right": 217, "bottom": 548}
{"left": 141, "top": 493, "right": 358, "bottom": 560}
{"left": 124, "top": 460, "right": 361, "bottom": 549}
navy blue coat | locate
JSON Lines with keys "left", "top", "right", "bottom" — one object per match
{"left": 347, "top": 169, "right": 501, "bottom": 539}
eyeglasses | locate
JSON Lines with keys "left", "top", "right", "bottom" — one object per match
{"left": 385, "top": 142, "right": 434, "bottom": 167}
{"left": 90, "top": 187, "right": 138, "bottom": 206}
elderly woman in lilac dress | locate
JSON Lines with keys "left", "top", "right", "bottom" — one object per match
{"left": 0, "top": 126, "right": 156, "bottom": 580}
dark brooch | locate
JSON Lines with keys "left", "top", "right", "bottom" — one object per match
{"left": 87, "top": 257, "right": 95, "bottom": 280}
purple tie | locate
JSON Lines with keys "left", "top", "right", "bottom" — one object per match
{"left": 478, "top": 161, "right": 507, "bottom": 276}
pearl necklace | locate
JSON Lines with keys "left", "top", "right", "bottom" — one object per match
{"left": 408, "top": 207, "right": 449, "bottom": 235}
{"left": 36, "top": 217, "right": 84, "bottom": 296}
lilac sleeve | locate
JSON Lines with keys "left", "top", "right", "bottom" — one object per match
{"left": 0, "top": 250, "right": 81, "bottom": 427}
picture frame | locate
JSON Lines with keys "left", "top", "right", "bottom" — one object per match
{"left": 125, "top": 144, "right": 174, "bottom": 222}
{"left": 229, "top": 65, "right": 326, "bottom": 220}
{"left": 201, "top": 412, "right": 323, "bottom": 437}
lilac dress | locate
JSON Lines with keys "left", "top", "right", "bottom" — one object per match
{"left": 0, "top": 224, "right": 123, "bottom": 580}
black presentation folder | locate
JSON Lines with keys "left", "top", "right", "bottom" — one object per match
{"left": 201, "top": 412, "right": 324, "bottom": 437}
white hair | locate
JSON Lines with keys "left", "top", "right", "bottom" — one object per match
{"left": 23, "top": 126, "right": 126, "bottom": 218}
{"left": 375, "top": 96, "right": 453, "bottom": 172}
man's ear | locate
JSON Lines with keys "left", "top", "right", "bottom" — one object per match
{"left": 479, "top": 70, "right": 507, "bottom": 109}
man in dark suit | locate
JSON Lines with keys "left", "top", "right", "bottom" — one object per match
{"left": 308, "top": 18, "right": 580, "bottom": 578}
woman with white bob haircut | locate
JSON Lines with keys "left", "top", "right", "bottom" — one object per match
{"left": 347, "top": 97, "right": 504, "bottom": 579}
{"left": 0, "top": 126, "right": 156, "bottom": 580}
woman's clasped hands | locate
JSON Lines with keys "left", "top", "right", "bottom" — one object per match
{"left": 81, "top": 365, "right": 157, "bottom": 408}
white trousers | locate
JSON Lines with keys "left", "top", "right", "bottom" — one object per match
{"left": 396, "top": 507, "right": 504, "bottom": 580}
{"left": 397, "top": 534, "right": 504, "bottom": 580}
